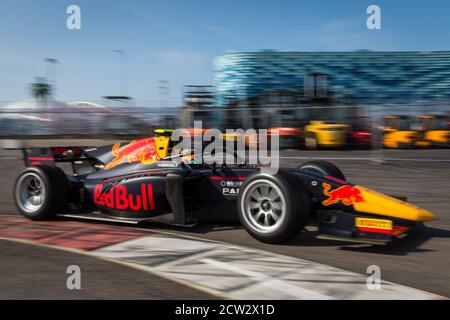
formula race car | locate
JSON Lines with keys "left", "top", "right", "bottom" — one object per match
{"left": 13, "top": 135, "right": 434, "bottom": 244}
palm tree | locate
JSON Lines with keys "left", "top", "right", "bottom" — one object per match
{"left": 31, "top": 77, "right": 52, "bottom": 100}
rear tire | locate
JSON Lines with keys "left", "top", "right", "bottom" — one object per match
{"left": 298, "top": 160, "right": 346, "bottom": 181}
{"left": 14, "top": 166, "right": 69, "bottom": 220}
{"left": 237, "top": 170, "right": 311, "bottom": 243}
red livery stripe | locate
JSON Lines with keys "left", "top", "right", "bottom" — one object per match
{"left": 324, "top": 175, "right": 347, "bottom": 184}
{"left": 209, "top": 176, "right": 247, "bottom": 181}
{"left": 357, "top": 226, "right": 409, "bottom": 235}
{"left": 27, "top": 157, "right": 54, "bottom": 161}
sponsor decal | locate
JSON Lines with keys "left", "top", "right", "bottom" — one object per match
{"left": 355, "top": 218, "right": 392, "bottom": 230}
{"left": 322, "top": 183, "right": 364, "bottom": 206}
{"left": 94, "top": 183, "right": 155, "bottom": 211}
{"left": 220, "top": 180, "right": 244, "bottom": 187}
{"left": 356, "top": 218, "right": 409, "bottom": 235}
{"left": 157, "top": 162, "right": 178, "bottom": 168}
{"left": 209, "top": 176, "right": 246, "bottom": 196}
{"left": 105, "top": 138, "right": 162, "bottom": 170}
{"left": 223, "top": 187, "right": 240, "bottom": 195}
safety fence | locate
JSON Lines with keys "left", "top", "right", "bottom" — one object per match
{"left": 0, "top": 102, "right": 448, "bottom": 154}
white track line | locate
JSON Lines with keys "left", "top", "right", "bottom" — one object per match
{"left": 200, "top": 258, "right": 333, "bottom": 300}
{"left": 92, "top": 234, "right": 445, "bottom": 300}
{"left": 0, "top": 215, "right": 445, "bottom": 300}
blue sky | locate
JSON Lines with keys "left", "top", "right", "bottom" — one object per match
{"left": 0, "top": 0, "right": 449, "bottom": 104}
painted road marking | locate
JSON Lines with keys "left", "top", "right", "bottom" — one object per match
{"left": 200, "top": 258, "right": 333, "bottom": 300}
{"left": 92, "top": 234, "right": 444, "bottom": 300}
{"left": 0, "top": 216, "right": 445, "bottom": 300}
{"left": 0, "top": 216, "right": 148, "bottom": 250}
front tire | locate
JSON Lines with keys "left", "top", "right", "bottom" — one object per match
{"left": 237, "top": 171, "right": 311, "bottom": 243}
{"left": 14, "top": 166, "right": 69, "bottom": 220}
{"left": 298, "top": 160, "right": 346, "bottom": 181}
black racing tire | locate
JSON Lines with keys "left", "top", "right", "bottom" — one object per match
{"left": 304, "top": 132, "right": 318, "bottom": 150}
{"left": 298, "top": 160, "right": 346, "bottom": 181}
{"left": 398, "top": 142, "right": 415, "bottom": 149}
{"left": 13, "top": 166, "right": 69, "bottom": 220}
{"left": 237, "top": 170, "right": 311, "bottom": 244}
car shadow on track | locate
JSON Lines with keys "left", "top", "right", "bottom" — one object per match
{"left": 148, "top": 221, "right": 450, "bottom": 256}
{"left": 283, "top": 224, "right": 450, "bottom": 256}
{"left": 336, "top": 226, "right": 450, "bottom": 256}
{"left": 140, "top": 221, "right": 243, "bottom": 234}
{"left": 49, "top": 217, "right": 450, "bottom": 257}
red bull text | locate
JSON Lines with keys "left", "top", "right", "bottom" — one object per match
{"left": 94, "top": 183, "right": 155, "bottom": 211}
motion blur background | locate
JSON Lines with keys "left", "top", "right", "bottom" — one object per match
{"left": 0, "top": 0, "right": 449, "bottom": 150}
{"left": 1, "top": 51, "right": 449, "bottom": 148}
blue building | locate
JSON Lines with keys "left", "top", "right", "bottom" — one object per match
{"left": 214, "top": 51, "right": 450, "bottom": 108}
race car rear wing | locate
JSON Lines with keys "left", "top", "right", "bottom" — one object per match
{"left": 22, "top": 147, "right": 89, "bottom": 166}
{"left": 22, "top": 146, "right": 102, "bottom": 175}
{"left": 22, "top": 147, "right": 56, "bottom": 167}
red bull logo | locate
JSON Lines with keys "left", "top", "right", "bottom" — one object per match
{"left": 105, "top": 138, "right": 161, "bottom": 170}
{"left": 322, "top": 183, "right": 364, "bottom": 206}
{"left": 94, "top": 183, "right": 155, "bottom": 211}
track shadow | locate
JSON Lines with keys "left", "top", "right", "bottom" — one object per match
{"left": 139, "top": 220, "right": 242, "bottom": 234}
{"left": 139, "top": 221, "right": 370, "bottom": 247}
{"left": 337, "top": 225, "right": 450, "bottom": 255}
{"left": 283, "top": 224, "right": 450, "bottom": 256}
{"left": 51, "top": 215, "right": 450, "bottom": 256}
{"left": 287, "top": 230, "right": 359, "bottom": 247}
{"left": 141, "top": 221, "right": 450, "bottom": 256}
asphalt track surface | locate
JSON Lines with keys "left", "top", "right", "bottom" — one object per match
{"left": 0, "top": 239, "right": 214, "bottom": 299}
{"left": 0, "top": 149, "right": 449, "bottom": 299}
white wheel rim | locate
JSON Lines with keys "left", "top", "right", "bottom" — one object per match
{"left": 15, "top": 173, "right": 46, "bottom": 214}
{"left": 241, "top": 179, "right": 286, "bottom": 233}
